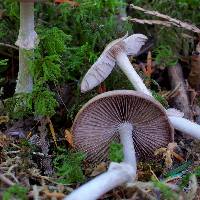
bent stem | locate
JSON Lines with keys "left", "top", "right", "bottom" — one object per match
{"left": 15, "top": 2, "right": 37, "bottom": 94}
{"left": 116, "top": 53, "right": 200, "bottom": 139}
{"left": 116, "top": 52, "right": 152, "bottom": 96}
{"left": 169, "top": 116, "right": 200, "bottom": 139}
{"left": 64, "top": 162, "right": 135, "bottom": 200}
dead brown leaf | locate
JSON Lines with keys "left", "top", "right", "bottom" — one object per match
{"left": 64, "top": 129, "right": 74, "bottom": 147}
{"left": 47, "top": 117, "right": 58, "bottom": 147}
{"left": 188, "top": 41, "right": 200, "bottom": 91}
{"left": 90, "top": 162, "right": 107, "bottom": 177}
{"left": 0, "top": 116, "right": 9, "bottom": 124}
{"left": 155, "top": 142, "right": 184, "bottom": 168}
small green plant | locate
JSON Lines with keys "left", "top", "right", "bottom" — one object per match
{"left": 0, "top": 59, "right": 8, "bottom": 85}
{"left": 152, "top": 177, "right": 179, "bottom": 200}
{"left": 31, "top": 80, "right": 58, "bottom": 116}
{"left": 155, "top": 45, "right": 178, "bottom": 68}
{"left": 4, "top": 93, "right": 32, "bottom": 119}
{"left": 152, "top": 90, "right": 169, "bottom": 108}
{"left": 180, "top": 166, "right": 200, "bottom": 189}
{"left": 3, "top": 184, "right": 28, "bottom": 200}
{"left": 53, "top": 147, "right": 86, "bottom": 184}
{"left": 109, "top": 141, "right": 124, "bottom": 163}
{"left": 164, "top": 161, "right": 192, "bottom": 178}
{"left": 0, "top": 59, "right": 8, "bottom": 67}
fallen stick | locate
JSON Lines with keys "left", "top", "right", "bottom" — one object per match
{"left": 0, "top": 173, "right": 15, "bottom": 186}
{"left": 168, "top": 63, "right": 193, "bottom": 120}
{"left": 127, "top": 4, "right": 200, "bottom": 34}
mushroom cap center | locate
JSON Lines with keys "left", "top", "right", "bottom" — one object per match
{"left": 118, "top": 122, "right": 133, "bottom": 134}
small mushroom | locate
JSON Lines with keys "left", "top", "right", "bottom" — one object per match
{"left": 81, "top": 34, "right": 200, "bottom": 139}
{"left": 72, "top": 90, "right": 173, "bottom": 165}
{"left": 66, "top": 90, "right": 173, "bottom": 200}
{"left": 81, "top": 33, "right": 151, "bottom": 96}
{"left": 15, "top": 0, "right": 39, "bottom": 93}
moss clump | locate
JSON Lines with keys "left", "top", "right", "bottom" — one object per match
{"left": 3, "top": 184, "right": 28, "bottom": 200}
{"left": 109, "top": 142, "right": 124, "bottom": 163}
{"left": 53, "top": 147, "right": 86, "bottom": 184}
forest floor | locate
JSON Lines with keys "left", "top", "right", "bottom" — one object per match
{"left": 0, "top": 56, "right": 200, "bottom": 200}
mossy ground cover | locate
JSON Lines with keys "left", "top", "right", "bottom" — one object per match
{"left": 0, "top": 0, "right": 200, "bottom": 199}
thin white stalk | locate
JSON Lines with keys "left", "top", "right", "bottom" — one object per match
{"left": 116, "top": 52, "right": 152, "bottom": 96}
{"left": 15, "top": 2, "right": 38, "bottom": 93}
{"left": 169, "top": 116, "right": 200, "bottom": 139}
{"left": 118, "top": 123, "right": 137, "bottom": 170}
{"left": 16, "top": 2, "right": 38, "bottom": 50}
{"left": 64, "top": 162, "right": 136, "bottom": 200}
{"left": 15, "top": 49, "right": 33, "bottom": 93}
{"left": 116, "top": 53, "right": 200, "bottom": 139}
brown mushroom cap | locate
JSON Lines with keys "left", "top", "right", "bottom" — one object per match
{"left": 72, "top": 90, "right": 174, "bottom": 163}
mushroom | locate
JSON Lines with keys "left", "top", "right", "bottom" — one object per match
{"left": 81, "top": 34, "right": 200, "bottom": 139}
{"left": 65, "top": 90, "right": 173, "bottom": 200}
{"left": 15, "top": 0, "right": 38, "bottom": 93}
{"left": 81, "top": 33, "right": 151, "bottom": 96}
{"left": 73, "top": 90, "right": 173, "bottom": 163}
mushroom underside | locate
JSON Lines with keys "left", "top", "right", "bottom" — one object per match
{"left": 72, "top": 90, "right": 174, "bottom": 163}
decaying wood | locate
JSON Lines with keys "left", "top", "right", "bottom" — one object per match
{"left": 0, "top": 173, "right": 15, "bottom": 186}
{"left": 168, "top": 63, "right": 193, "bottom": 120}
{"left": 126, "top": 18, "right": 173, "bottom": 27}
{"left": 188, "top": 42, "right": 200, "bottom": 90}
{"left": 128, "top": 4, "right": 200, "bottom": 34}
{"left": 38, "top": 118, "right": 53, "bottom": 175}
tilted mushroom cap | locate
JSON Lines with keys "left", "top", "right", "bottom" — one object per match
{"left": 81, "top": 34, "right": 147, "bottom": 92}
{"left": 72, "top": 90, "right": 174, "bottom": 163}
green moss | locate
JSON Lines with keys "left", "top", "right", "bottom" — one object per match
{"left": 152, "top": 91, "right": 169, "bottom": 108}
{"left": 154, "top": 45, "right": 178, "bottom": 68}
{"left": 152, "top": 177, "right": 179, "bottom": 200}
{"left": 109, "top": 142, "right": 124, "bottom": 163}
{"left": 3, "top": 184, "right": 28, "bottom": 200}
{"left": 53, "top": 148, "right": 86, "bottom": 184}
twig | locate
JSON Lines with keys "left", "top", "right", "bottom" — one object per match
{"left": 127, "top": 18, "right": 173, "bottom": 27}
{"left": 5, "top": 173, "right": 19, "bottom": 184}
{"left": 54, "top": 83, "right": 68, "bottom": 112}
{"left": 5, "top": 150, "right": 21, "bottom": 155}
{"left": 168, "top": 63, "right": 193, "bottom": 120}
{"left": 127, "top": 4, "right": 200, "bottom": 34}
{"left": 0, "top": 43, "right": 19, "bottom": 50}
{"left": 7, "top": 164, "right": 18, "bottom": 174}
{"left": 32, "top": 152, "right": 45, "bottom": 157}
{"left": 43, "top": 189, "right": 65, "bottom": 199}
{"left": 163, "top": 83, "right": 181, "bottom": 100}
{"left": 0, "top": 173, "right": 15, "bottom": 186}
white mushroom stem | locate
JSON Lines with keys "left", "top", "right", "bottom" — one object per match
{"left": 65, "top": 123, "right": 137, "bottom": 200}
{"left": 116, "top": 53, "right": 200, "bottom": 139}
{"left": 169, "top": 116, "right": 200, "bottom": 139}
{"left": 116, "top": 52, "right": 152, "bottom": 96}
{"left": 64, "top": 162, "right": 136, "bottom": 200}
{"left": 118, "top": 123, "right": 137, "bottom": 170}
{"left": 16, "top": 48, "right": 33, "bottom": 93}
{"left": 15, "top": 2, "right": 38, "bottom": 93}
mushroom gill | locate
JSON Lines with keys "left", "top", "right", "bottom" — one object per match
{"left": 72, "top": 90, "right": 174, "bottom": 163}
